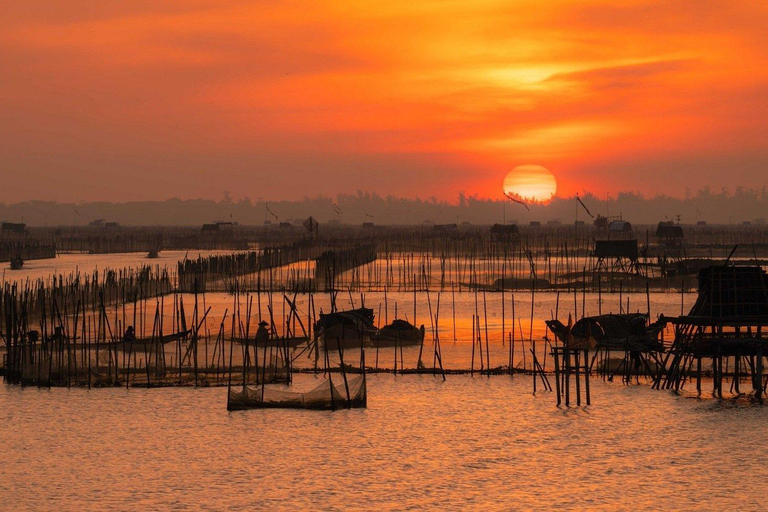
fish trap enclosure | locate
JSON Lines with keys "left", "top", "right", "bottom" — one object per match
{"left": 227, "top": 374, "right": 366, "bottom": 411}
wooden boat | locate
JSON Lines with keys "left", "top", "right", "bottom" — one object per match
{"left": 372, "top": 319, "right": 424, "bottom": 347}
{"left": 315, "top": 308, "right": 375, "bottom": 350}
{"left": 232, "top": 336, "right": 309, "bottom": 348}
{"left": 545, "top": 314, "right": 663, "bottom": 351}
{"left": 15, "top": 330, "right": 191, "bottom": 352}
{"left": 492, "top": 277, "right": 551, "bottom": 290}
{"left": 111, "top": 330, "right": 191, "bottom": 352}
{"left": 320, "top": 327, "right": 374, "bottom": 350}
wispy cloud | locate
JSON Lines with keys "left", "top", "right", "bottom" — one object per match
{"left": 0, "top": 1, "right": 766, "bottom": 202}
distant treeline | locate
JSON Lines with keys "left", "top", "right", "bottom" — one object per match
{"left": 2, "top": 187, "right": 768, "bottom": 226}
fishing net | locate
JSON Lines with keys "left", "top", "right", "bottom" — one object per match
{"left": 228, "top": 375, "right": 366, "bottom": 410}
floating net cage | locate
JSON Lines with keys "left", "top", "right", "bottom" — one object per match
{"left": 227, "top": 374, "right": 366, "bottom": 411}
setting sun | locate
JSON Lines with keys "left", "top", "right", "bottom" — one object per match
{"left": 2, "top": 2, "right": 768, "bottom": 509}
{"left": 503, "top": 164, "right": 557, "bottom": 203}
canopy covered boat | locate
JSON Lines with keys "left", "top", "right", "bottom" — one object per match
{"left": 372, "top": 319, "right": 425, "bottom": 347}
{"left": 315, "top": 307, "right": 376, "bottom": 350}
{"left": 546, "top": 313, "right": 664, "bottom": 352}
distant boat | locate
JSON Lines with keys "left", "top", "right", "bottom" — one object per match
{"left": 147, "top": 250, "right": 160, "bottom": 259}
{"left": 493, "top": 277, "right": 551, "bottom": 290}
{"left": 460, "top": 277, "right": 551, "bottom": 291}
{"left": 232, "top": 336, "right": 309, "bottom": 348}
{"left": 9, "top": 256, "right": 23, "bottom": 270}
{"left": 372, "top": 319, "right": 425, "bottom": 347}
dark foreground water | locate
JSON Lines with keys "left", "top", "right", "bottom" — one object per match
{"left": 2, "top": 374, "right": 766, "bottom": 510}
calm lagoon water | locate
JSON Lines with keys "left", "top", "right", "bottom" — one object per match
{"left": 2, "top": 252, "right": 767, "bottom": 510}
{"left": 2, "top": 375, "right": 767, "bottom": 510}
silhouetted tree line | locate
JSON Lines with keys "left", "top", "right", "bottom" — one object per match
{"left": 1, "top": 187, "right": 767, "bottom": 226}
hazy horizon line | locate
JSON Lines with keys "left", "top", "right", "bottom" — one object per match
{"left": 2, "top": 185, "right": 768, "bottom": 227}
{"left": 3, "top": 183, "right": 767, "bottom": 208}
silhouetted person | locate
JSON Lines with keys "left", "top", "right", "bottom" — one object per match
{"left": 124, "top": 325, "right": 136, "bottom": 342}
{"left": 255, "top": 321, "right": 269, "bottom": 344}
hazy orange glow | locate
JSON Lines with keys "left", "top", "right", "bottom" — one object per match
{"left": 1, "top": 1, "right": 767, "bottom": 202}
{"left": 504, "top": 165, "right": 557, "bottom": 203}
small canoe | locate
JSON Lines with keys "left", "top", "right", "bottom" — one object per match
{"left": 111, "top": 330, "right": 191, "bottom": 352}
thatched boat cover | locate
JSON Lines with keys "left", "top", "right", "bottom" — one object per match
{"left": 316, "top": 308, "right": 375, "bottom": 332}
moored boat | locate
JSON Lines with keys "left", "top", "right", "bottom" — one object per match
{"left": 111, "top": 329, "right": 192, "bottom": 352}
{"left": 372, "top": 319, "right": 425, "bottom": 347}
{"left": 232, "top": 336, "right": 309, "bottom": 348}
{"left": 315, "top": 307, "right": 376, "bottom": 350}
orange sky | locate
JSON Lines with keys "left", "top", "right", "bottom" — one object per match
{"left": 1, "top": 1, "right": 767, "bottom": 202}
